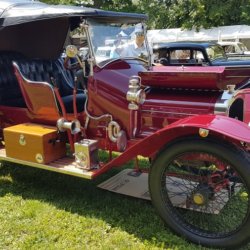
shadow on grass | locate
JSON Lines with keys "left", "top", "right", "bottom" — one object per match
{"left": 0, "top": 162, "right": 248, "bottom": 250}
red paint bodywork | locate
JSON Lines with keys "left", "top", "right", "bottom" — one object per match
{"left": 103, "top": 115, "right": 250, "bottom": 166}
{"left": 232, "top": 88, "right": 250, "bottom": 124}
{"left": 86, "top": 60, "right": 223, "bottom": 139}
{"left": 140, "top": 65, "right": 250, "bottom": 90}
{"left": 1, "top": 58, "right": 250, "bottom": 177}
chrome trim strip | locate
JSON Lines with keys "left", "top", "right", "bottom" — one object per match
{"left": 214, "top": 101, "right": 230, "bottom": 114}
{"left": 143, "top": 22, "right": 152, "bottom": 67}
{"left": 83, "top": 20, "right": 95, "bottom": 65}
{"left": 224, "top": 65, "right": 250, "bottom": 69}
{"left": 225, "top": 76, "right": 250, "bottom": 78}
{"left": 141, "top": 109, "right": 196, "bottom": 116}
{"left": 214, "top": 91, "right": 234, "bottom": 114}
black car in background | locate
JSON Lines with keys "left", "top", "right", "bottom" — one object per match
{"left": 153, "top": 41, "right": 250, "bottom": 66}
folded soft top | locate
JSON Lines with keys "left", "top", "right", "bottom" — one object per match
{"left": 0, "top": 0, "right": 147, "bottom": 59}
{"left": 0, "top": 0, "right": 147, "bottom": 27}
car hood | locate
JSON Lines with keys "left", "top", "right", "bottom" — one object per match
{"left": 139, "top": 65, "right": 250, "bottom": 91}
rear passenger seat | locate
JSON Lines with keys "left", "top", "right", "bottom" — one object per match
{"left": 0, "top": 52, "right": 85, "bottom": 113}
{"left": 0, "top": 52, "right": 25, "bottom": 107}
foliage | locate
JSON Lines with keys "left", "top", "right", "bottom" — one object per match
{"left": 40, "top": 0, "right": 250, "bottom": 30}
{"left": 165, "top": 0, "right": 250, "bottom": 30}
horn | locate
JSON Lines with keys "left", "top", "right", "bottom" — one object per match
{"left": 57, "top": 118, "right": 81, "bottom": 135}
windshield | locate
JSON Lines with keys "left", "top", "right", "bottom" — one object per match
{"left": 87, "top": 20, "right": 151, "bottom": 66}
{"left": 206, "top": 45, "right": 227, "bottom": 61}
{"left": 238, "top": 43, "right": 248, "bottom": 52}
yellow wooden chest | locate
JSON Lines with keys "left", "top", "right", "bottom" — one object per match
{"left": 3, "top": 123, "right": 66, "bottom": 164}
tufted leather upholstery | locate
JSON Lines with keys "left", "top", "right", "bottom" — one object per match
{"left": 0, "top": 52, "right": 85, "bottom": 113}
{"left": 0, "top": 52, "right": 25, "bottom": 107}
{"left": 17, "top": 57, "right": 75, "bottom": 96}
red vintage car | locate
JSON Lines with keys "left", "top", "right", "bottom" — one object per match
{"left": 1, "top": 1, "right": 250, "bottom": 248}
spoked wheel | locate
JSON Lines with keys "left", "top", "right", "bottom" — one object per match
{"left": 149, "top": 138, "right": 250, "bottom": 249}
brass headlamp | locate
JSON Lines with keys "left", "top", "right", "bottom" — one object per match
{"left": 126, "top": 76, "right": 146, "bottom": 110}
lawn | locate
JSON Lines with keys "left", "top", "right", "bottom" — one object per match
{"left": 0, "top": 159, "right": 249, "bottom": 250}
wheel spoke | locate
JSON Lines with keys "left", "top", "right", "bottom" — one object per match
{"left": 149, "top": 139, "right": 250, "bottom": 247}
{"left": 162, "top": 152, "right": 249, "bottom": 236}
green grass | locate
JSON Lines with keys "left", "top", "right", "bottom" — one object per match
{"left": 0, "top": 159, "right": 249, "bottom": 250}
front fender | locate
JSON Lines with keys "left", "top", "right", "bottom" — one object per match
{"left": 230, "top": 88, "right": 250, "bottom": 125}
{"left": 105, "top": 114, "right": 250, "bottom": 169}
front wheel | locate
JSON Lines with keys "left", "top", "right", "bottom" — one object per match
{"left": 149, "top": 138, "right": 250, "bottom": 249}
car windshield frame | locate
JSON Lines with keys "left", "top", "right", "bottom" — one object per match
{"left": 87, "top": 19, "right": 151, "bottom": 67}
{"left": 206, "top": 45, "right": 227, "bottom": 61}
{"left": 238, "top": 43, "right": 248, "bottom": 52}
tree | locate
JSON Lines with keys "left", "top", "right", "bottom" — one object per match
{"left": 165, "top": 0, "right": 250, "bottom": 30}
{"left": 40, "top": 0, "right": 250, "bottom": 30}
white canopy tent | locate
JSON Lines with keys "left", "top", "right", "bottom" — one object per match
{"left": 147, "top": 25, "right": 250, "bottom": 48}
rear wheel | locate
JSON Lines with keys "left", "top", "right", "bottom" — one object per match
{"left": 149, "top": 138, "right": 250, "bottom": 249}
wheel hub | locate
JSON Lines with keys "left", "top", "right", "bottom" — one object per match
{"left": 191, "top": 184, "right": 214, "bottom": 206}
{"left": 192, "top": 193, "right": 206, "bottom": 205}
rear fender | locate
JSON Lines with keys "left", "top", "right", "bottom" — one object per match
{"left": 105, "top": 114, "right": 250, "bottom": 169}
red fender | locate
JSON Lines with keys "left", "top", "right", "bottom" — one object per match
{"left": 102, "top": 114, "right": 250, "bottom": 172}
{"left": 232, "top": 88, "right": 250, "bottom": 124}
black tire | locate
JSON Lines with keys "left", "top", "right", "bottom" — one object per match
{"left": 149, "top": 137, "right": 250, "bottom": 249}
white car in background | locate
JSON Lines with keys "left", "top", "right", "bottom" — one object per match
{"left": 95, "top": 46, "right": 113, "bottom": 62}
{"left": 218, "top": 41, "right": 250, "bottom": 55}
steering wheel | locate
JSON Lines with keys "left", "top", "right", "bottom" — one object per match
{"left": 63, "top": 56, "right": 82, "bottom": 71}
{"left": 159, "top": 58, "right": 169, "bottom": 66}
{"left": 63, "top": 45, "right": 89, "bottom": 71}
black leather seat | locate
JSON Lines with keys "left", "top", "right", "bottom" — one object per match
{"left": 0, "top": 53, "right": 26, "bottom": 107}
{"left": 0, "top": 52, "right": 85, "bottom": 113}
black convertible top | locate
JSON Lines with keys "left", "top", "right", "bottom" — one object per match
{"left": 0, "top": 0, "right": 147, "bottom": 59}
{"left": 0, "top": 0, "right": 147, "bottom": 27}
{"left": 153, "top": 41, "right": 219, "bottom": 50}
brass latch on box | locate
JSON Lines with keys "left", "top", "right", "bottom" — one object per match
{"left": 19, "top": 134, "right": 26, "bottom": 146}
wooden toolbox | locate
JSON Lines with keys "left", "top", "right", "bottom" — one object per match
{"left": 3, "top": 123, "right": 66, "bottom": 164}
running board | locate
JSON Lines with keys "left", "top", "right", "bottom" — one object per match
{"left": 0, "top": 148, "right": 95, "bottom": 179}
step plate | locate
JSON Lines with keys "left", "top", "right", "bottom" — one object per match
{"left": 98, "top": 169, "right": 240, "bottom": 214}
{"left": 0, "top": 148, "right": 94, "bottom": 179}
